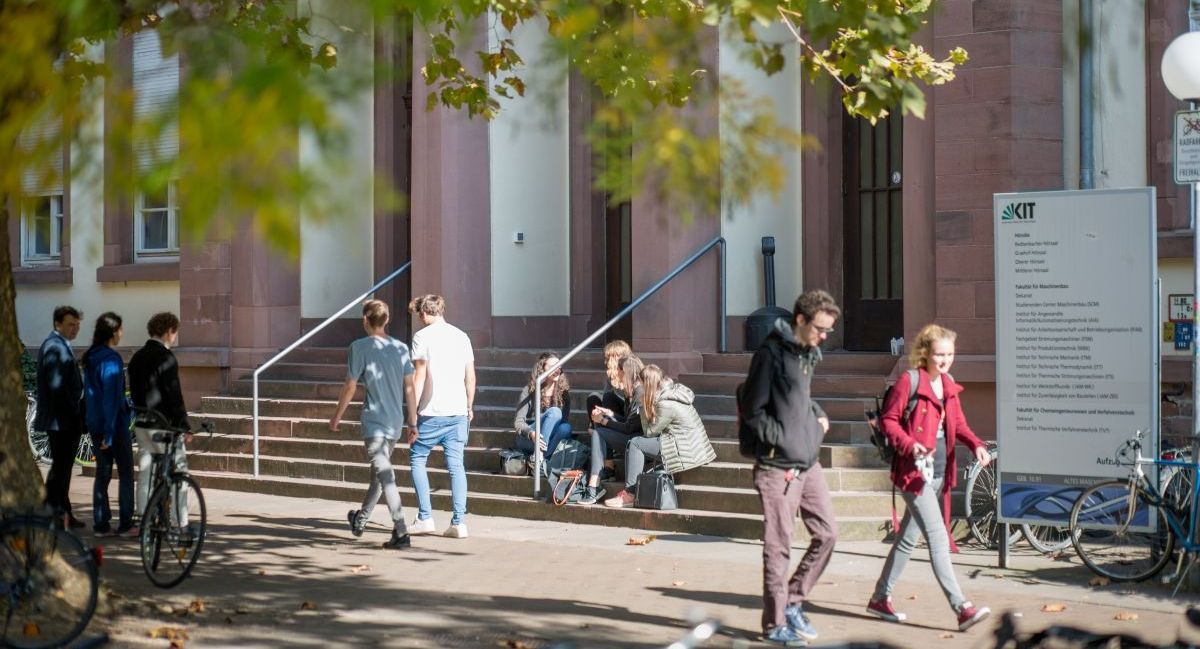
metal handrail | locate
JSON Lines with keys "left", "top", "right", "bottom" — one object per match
{"left": 251, "top": 261, "right": 412, "bottom": 477}
{"left": 531, "top": 235, "right": 726, "bottom": 497}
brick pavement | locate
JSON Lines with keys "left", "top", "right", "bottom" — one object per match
{"left": 65, "top": 469, "right": 1200, "bottom": 648}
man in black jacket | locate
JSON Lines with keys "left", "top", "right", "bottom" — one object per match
{"left": 127, "top": 312, "right": 190, "bottom": 519}
{"left": 742, "top": 289, "right": 840, "bottom": 646}
{"left": 35, "top": 305, "right": 85, "bottom": 528}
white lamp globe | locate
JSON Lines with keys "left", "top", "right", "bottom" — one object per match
{"left": 1162, "top": 31, "right": 1200, "bottom": 102}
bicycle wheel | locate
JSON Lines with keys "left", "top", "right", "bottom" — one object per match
{"left": 1069, "top": 480, "right": 1174, "bottom": 582}
{"left": 25, "top": 396, "right": 51, "bottom": 466}
{"left": 73, "top": 435, "right": 95, "bottom": 468}
{"left": 140, "top": 475, "right": 206, "bottom": 588}
{"left": 963, "top": 450, "right": 1021, "bottom": 548}
{"left": 1020, "top": 524, "right": 1077, "bottom": 554}
{"left": 0, "top": 518, "right": 99, "bottom": 649}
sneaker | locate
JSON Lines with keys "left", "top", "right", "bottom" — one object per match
{"left": 866, "top": 597, "right": 907, "bottom": 623}
{"left": 347, "top": 510, "right": 366, "bottom": 538}
{"left": 443, "top": 523, "right": 469, "bottom": 539}
{"left": 382, "top": 531, "right": 411, "bottom": 550}
{"left": 956, "top": 602, "right": 991, "bottom": 631}
{"left": 408, "top": 517, "right": 436, "bottom": 535}
{"left": 604, "top": 490, "right": 635, "bottom": 508}
{"left": 784, "top": 605, "right": 818, "bottom": 641}
{"left": 115, "top": 525, "right": 139, "bottom": 538}
{"left": 577, "top": 486, "right": 606, "bottom": 505}
{"left": 598, "top": 467, "right": 617, "bottom": 482}
{"left": 764, "top": 625, "right": 808, "bottom": 647}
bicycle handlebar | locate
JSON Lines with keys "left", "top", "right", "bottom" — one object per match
{"left": 131, "top": 406, "right": 211, "bottom": 436}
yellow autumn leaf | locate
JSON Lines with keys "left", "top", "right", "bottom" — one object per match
{"left": 1114, "top": 611, "right": 1138, "bottom": 621}
{"left": 627, "top": 535, "right": 657, "bottom": 546}
{"left": 1041, "top": 603, "right": 1067, "bottom": 613}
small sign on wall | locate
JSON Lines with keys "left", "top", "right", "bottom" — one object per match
{"left": 1169, "top": 294, "right": 1194, "bottom": 323}
{"left": 1176, "top": 322, "right": 1194, "bottom": 351}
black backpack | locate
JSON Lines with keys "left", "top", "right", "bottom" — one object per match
{"left": 864, "top": 369, "right": 922, "bottom": 464}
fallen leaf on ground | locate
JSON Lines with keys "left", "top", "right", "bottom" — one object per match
{"left": 149, "top": 626, "right": 189, "bottom": 641}
{"left": 940, "top": 633, "right": 954, "bottom": 639}
{"left": 21, "top": 623, "right": 39, "bottom": 638}
{"left": 351, "top": 565, "right": 372, "bottom": 574}
{"left": 1114, "top": 612, "right": 1138, "bottom": 622}
{"left": 627, "top": 535, "right": 657, "bottom": 546}
{"left": 503, "top": 640, "right": 534, "bottom": 649}
{"left": 1049, "top": 551, "right": 1068, "bottom": 561}
{"left": 157, "top": 604, "right": 175, "bottom": 615}
{"left": 224, "top": 616, "right": 234, "bottom": 624}
{"left": 1041, "top": 603, "right": 1067, "bottom": 613}
{"left": 671, "top": 580, "right": 686, "bottom": 587}
{"left": 170, "top": 641, "right": 186, "bottom": 649}
{"left": 1089, "top": 576, "right": 1111, "bottom": 587}
{"left": 906, "top": 594, "right": 918, "bottom": 600}
{"left": 299, "top": 601, "right": 317, "bottom": 611}
{"left": 187, "top": 599, "right": 206, "bottom": 614}
{"left": 257, "top": 569, "right": 267, "bottom": 576}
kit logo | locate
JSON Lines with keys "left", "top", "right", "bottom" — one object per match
{"left": 1001, "top": 202, "right": 1036, "bottom": 222}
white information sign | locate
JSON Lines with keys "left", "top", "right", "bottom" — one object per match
{"left": 1176, "top": 110, "right": 1200, "bottom": 184}
{"left": 995, "top": 188, "right": 1157, "bottom": 527}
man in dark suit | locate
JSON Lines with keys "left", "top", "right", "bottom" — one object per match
{"left": 35, "top": 305, "right": 85, "bottom": 528}
{"left": 127, "top": 312, "right": 191, "bottom": 517}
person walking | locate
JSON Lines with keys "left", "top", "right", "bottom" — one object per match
{"left": 128, "top": 312, "right": 191, "bottom": 522}
{"left": 83, "top": 312, "right": 135, "bottom": 536}
{"left": 407, "top": 294, "right": 475, "bottom": 539}
{"left": 866, "top": 324, "right": 991, "bottom": 631}
{"left": 34, "top": 305, "right": 85, "bottom": 529}
{"left": 740, "top": 289, "right": 839, "bottom": 646}
{"left": 331, "top": 300, "right": 418, "bottom": 550}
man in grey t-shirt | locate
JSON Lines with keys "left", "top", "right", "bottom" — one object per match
{"left": 330, "top": 300, "right": 417, "bottom": 550}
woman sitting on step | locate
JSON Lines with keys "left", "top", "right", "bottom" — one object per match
{"left": 513, "top": 352, "right": 573, "bottom": 460}
{"left": 577, "top": 354, "right": 646, "bottom": 505}
{"left": 604, "top": 364, "right": 717, "bottom": 508}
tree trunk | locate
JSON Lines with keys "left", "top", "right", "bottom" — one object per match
{"left": 0, "top": 207, "right": 46, "bottom": 509}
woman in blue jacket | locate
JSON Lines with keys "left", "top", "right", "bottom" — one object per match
{"left": 84, "top": 312, "right": 135, "bottom": 536}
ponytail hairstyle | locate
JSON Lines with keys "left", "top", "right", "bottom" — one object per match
{"left": 617, "top": 355, "right": 644, "bottom": 399}
{"left": 527, "top": 352, "right": 570, "bottom": 409}
{"left": 91, "top": 312, "right": 123, "bottom": 348}
{"left": 908, "top": 323, "right": 957, "bottom": 370}
{"left": 639, "top": 364, "right": 667, "bottom": 424}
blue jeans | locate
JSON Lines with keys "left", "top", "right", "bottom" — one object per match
{"left": 410, "top": 415, "right": 469, "bottom": 525}
{"left": 93, "top": 429, "right": 134, "bottom": 530}
{"left": 515, "top": 407, "right": 573, "bottom": 460}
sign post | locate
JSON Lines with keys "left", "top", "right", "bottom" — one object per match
{"left": 1176, "top": 110, "right": 1200, "bottom": 184}
{"left": 995, "top": 189, "right": 1158, "bottom": 538}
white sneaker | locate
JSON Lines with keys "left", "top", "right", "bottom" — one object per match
{"left": 408, "top": 517, "right": 436, "bottom": 535}
{"left": 443, "top": 523, "right": 469, "bottom": 539}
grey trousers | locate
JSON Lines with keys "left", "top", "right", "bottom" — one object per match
{"left": 361, "top": 437, "right": 406, "bottom": 531}
{"left": 624, "top": 436, "right": 662, "bottom": 489}
{"left": 872, "top": 477, "right": 966, "bottom": 610}
{"left": 754, "top": 464, "right": 838, "bottom": 633}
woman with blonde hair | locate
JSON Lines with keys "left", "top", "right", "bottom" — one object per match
{"left": 604, "top": 364, "right": 716, "bottom": 508}
{"left": 578, "top": 354, "right": 645, "bottom": 504}
{"left": 513, "top": 352, "right": 573, "bottom": 459}
{"left": 866, "top": 324, "right": 991, "bottom": 631}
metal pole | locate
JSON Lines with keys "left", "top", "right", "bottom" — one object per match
{"left": 252, "top": 376, "right": 260, "bottom": 477}
{"left": 534, "top": 389, "right": 543, "bottom": 500}
{"left": 719, "top": 239, "right": 727, "bottom": 353}
{"left": 1079, "top": 0, "right": 1094, "bottom": 190}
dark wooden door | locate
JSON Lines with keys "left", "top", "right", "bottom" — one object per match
{"left": 605, "top": 199, "right": 632, "bottom": 344}
{"left": 843, "top": 113, "right": 903, "bottom": 351}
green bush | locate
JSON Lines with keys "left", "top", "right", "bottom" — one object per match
{"left": 21, "top": 347, "right": 36, "bottom": 393}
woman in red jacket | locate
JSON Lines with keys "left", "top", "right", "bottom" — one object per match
{"left": 866, "top": 324, "right": 992, "bottom": 632}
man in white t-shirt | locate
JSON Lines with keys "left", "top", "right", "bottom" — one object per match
{"left": 406, "top": 294, "right": 475, "bottom": 538}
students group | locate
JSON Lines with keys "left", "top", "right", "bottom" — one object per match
{"left": 34, "top": 307, "right": 192, "bottom": 538}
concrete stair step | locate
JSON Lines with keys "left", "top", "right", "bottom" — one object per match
{"left": 184, "top": 452, "right": 899, "bottom": 519}
{"left": 678, "top": 372, "right": 887, "bottom": 398}
{"left": 702, "top": 352, "right": 896, "bottom": 375}
{"left": 171, "top": 469, "right": 894, "bottom": 540}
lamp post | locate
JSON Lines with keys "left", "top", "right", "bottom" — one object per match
{"left": 1161, "top": 26, "right": 1200, "bottom": 550}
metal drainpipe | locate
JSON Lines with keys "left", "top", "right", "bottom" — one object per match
{"left": 1079, "top": 0, "right": 1094, "bottom": 190}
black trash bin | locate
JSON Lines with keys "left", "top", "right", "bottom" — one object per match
{"left": 744, "top": 236, "right": 792, "bottom": 352}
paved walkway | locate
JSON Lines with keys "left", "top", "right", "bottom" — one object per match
{"left": 66, "top": 470, "right": 1200, "bottom": 648}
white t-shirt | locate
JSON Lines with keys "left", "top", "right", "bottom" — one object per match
{"left": 411, "top": 319, "right": 474, "bottom": 417}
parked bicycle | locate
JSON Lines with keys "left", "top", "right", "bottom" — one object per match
{"left": 0, "top": 505, "right": 101, "bottom": 648}
{"left": 1069, "top": 429, "right": 1199, "bottom": 586}
{"left": 990, "top": 608, "right": 1200, "bottom": 648}
{"left": 25, "top": 393, "right": 95, "bottom": 468}
{"left": 132, "top": 408, "right": 209, "bottom": 589}
{"left": 962, "top": 442, "right": 1074, "bottom": 553}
